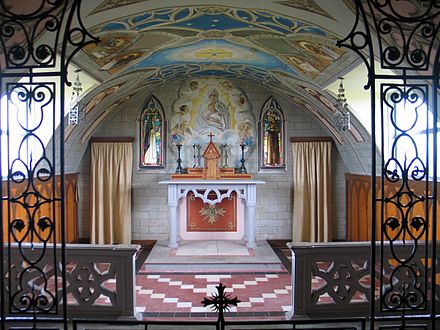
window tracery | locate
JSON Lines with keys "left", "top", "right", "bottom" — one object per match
{"left": 259, "top": 97, "right": 285, "bottom": 169}
{"left": 140, "top": 96, "right": 165, "bottom": 167}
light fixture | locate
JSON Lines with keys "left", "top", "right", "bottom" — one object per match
{"left": 68, "top": 69, "right": 85, "bottom": 125}
{"left": 333, "top": 77, "right": 351, "bottom": 131}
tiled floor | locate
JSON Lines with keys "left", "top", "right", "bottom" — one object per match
{"left": 136, "top": 240, "right": 292, "bottom": 320}
{"left": 136, "top": 270, "right": 291, "bottom": 320}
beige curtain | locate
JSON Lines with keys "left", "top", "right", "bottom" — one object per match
{"left": 292, "top": 141, "right": 332, "bottom": 242}
{"left": 90, "top": 142, "right": 133, "bottom": 244}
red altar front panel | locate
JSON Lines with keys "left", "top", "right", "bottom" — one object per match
{"left": 186, "top": 191, "right": 237, "bottom": 232}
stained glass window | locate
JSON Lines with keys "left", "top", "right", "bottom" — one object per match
{"left": 140, "top": 96, "right": 164, "bottom": 167}
{"left": 260, "top": 97, "right": 285, "bottom": 169}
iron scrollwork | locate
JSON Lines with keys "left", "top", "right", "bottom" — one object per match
{"left": 6, "top": 82, "right": 57, "bottom": 314}
{"left": 0, "top": 1, "right": 60, "bottom": 69}
{"left": 0, "top": 0, "right": 98, "bottom": 326}
{"left": 380, "top": 84, "right": 430, "bottom": 314}
{"left": 339, "top": 1, "right": 439, "bottom": 328}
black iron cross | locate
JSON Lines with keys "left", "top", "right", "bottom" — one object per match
{"left": 201, "top": 282, "right": 241, "bottom": 324}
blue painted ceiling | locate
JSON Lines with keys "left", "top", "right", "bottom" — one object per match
{"left": 72, "top": 1, "right": 362, "bottom": 144}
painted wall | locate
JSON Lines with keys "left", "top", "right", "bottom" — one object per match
{"left": 76, "top": 79, "right": 348, "bottom": 242}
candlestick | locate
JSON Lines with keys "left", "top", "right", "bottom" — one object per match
{"left": 238, "top": 143, "right": 247, "bottom": 174}
{"left": 175, "top": 143, "right": 183, "bottom": 174}
{"left": 220, "top": 145, "right": 224, "bottom": 166}
{"left": 222, "top": 144, "right": 229, "bottom": 168}
{"left": 192, "top": 143, "right": 197, "bottom": 168}
{"left": 196, "top": 144, "right": 202, "bottom": 168}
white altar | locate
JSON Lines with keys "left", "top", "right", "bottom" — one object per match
{"left": 159, "top": 180, "right": 265, "bottom": 248}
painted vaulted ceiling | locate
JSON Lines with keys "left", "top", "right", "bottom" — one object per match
{"left": 3, "top": 0, "right": 382, "bottom": 146}
{"left": 80, "top": 2, "right": 353, "bottom": 87}
{"left": 5, "top": 0, "right": 434, "bottom": 148}
{"left": 65, "top": 0, "right": 370, "bottom": 145}
{"left": 1, "top": 0, "right": 435, "bottom": 175}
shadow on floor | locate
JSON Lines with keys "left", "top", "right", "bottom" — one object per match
{"left": 266, "top": 240, "right": 291, "bottom": 273}
{"left": 132, "top": 240, "right": 156, "bottom": 272}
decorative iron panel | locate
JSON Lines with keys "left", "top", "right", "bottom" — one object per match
{"left": 380, "top": 83, "right": 430, "bottom": 313}
{"left": 338, "top": 0, "right": 439, "bottom": 329}
{"left": 0, "top": 0, "right": 98, "bottom": 328}
{"left": 6, "top": 81, "right": 59, "bottom": 315}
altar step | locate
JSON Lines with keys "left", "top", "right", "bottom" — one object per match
{"left": 141, "top": 261, "right": 285, "bottom": 272}
{"left": 142, "top": 240, "right": 284, "bottom": 272}
{"left": 175, "top": 240, "right": 249, "bottom": 256}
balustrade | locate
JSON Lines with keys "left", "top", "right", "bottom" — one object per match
{"left": 4, "top": 243, "right": 139, "bottom": 319}
{"left": 287, "top": 241, "right": 440, "bottom": 318}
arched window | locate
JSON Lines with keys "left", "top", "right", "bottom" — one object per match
{"left": 259, "top": 97, "right": 285, "bottom": 169}
{"left": 140, "top": 96, "right": 165, "bottom": 168}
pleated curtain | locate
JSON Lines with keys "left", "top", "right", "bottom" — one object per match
{"left": 90, "top": 142, "right": 133, "bottom": 244}
{"left": 292, "top": 141, "right": 332, "bottom": 242}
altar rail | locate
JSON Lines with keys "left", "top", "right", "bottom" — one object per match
{"left": 346, "top": 174, "right": 440, "bottom": 241}
{"left": 2, "top": 173, "right": 79, "bottom": 243}
{"left": 287, "top": 241, "right": 440, "bottom": 318}
{"left": 4, "top": 243, "right": 139, "bottom": 319}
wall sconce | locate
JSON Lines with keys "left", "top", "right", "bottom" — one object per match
{"left": 68, "top": 69, "right": 85, "bottom": 125}
{"left": 333, "top": 77, "right": 351, "bottom": 131}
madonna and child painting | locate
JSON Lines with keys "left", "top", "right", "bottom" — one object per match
{"left": 169, "top": 78, "right": 256, "bottom": 167}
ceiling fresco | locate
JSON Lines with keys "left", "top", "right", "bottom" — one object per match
{"left": 80, "top": 4, "right": 350, "bottom": 95}
{"left": 90, "top": 0, "right": 334, "bottom": 20}
{"left": 59, "top": 1, "right": 369, "bottom": 148}
{"left": 131, "top": 39, "right": 300, "bottom": 76}
{"left": 275, "top": 0, "right": 335, "bottom": 20}
{"left": 88, "top": 0, "right": 148, "bottom": 15}
{"left": 97, "top": 7, "right": 330, "bottom": 36}
{"left": 83, "top": 6, "right": 346, "bottom": 82}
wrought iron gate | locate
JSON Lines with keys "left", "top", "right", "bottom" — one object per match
{"left": 0, "top": 0, "right": 97, "bottom": 329}
{"left": 339, "top": 0, "right": 439, "bottom": 328}
{"left": 0, "top": 0, "right": 439, "bottom": 329}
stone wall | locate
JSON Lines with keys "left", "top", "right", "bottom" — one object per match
{"left": 76, "top": 80, "right": 349, "bottom": 241}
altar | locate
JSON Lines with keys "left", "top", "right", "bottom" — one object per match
{"left": 159, "top": 180, "right": 265, "bottom": 248}
{"left": 161, "top": 133, "right": 264, "bottom": 248}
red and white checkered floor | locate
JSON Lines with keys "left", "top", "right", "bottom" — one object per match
{"left": 64, "top": 240, "right": 371, "bottom": 321}
{"left": 130, "top": 240, "right": 370, "bottom": 320}
{"left": 134, "top": 240, "right": 292, "bottom": 320}
{"left": 135, "top": 269, "right": 291, "bottom": 320}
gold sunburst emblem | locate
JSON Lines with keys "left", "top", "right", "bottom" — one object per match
{"left": 198, "top": 204, "right": 226, "bottom": 225}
